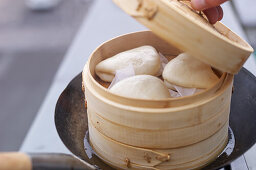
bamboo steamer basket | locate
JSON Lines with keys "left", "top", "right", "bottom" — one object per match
{"left": 82, "top": 0, "right": 253, "bottom": 169}
{"left": 82, "top": 31, "right": 235, "bottom": 169}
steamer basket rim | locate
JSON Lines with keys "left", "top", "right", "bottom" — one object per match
{"left": 85, "top": 31, "right": 232, "bottom": 107}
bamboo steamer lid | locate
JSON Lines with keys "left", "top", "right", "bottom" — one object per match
{"left": 113, "top": 0, "right": 254, "bottom": 74}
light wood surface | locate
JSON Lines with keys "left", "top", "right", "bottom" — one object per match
{"left": 88, "top": 103, "right": 230, "bottom": 148}
{"left": 89, "top": 120, "right": 229, "bottom": 169}
{"left": 0, "top": 153, "right": 32, "bottom": 170}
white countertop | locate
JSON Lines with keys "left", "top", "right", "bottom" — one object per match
{"left": 20, "top": 1, "right": 256, "bottom": 169}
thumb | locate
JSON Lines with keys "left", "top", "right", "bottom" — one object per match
{"left": 191, "top": 0, "right": 228, "bottom": 11}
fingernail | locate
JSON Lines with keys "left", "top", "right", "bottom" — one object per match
{"left": 216, "top": 6, "right": 223, "bottom": 21}
{"left": 192, "top": 0, "right": 207, "bottom": 10}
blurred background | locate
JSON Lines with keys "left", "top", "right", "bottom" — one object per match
{"left": 0, "top": 0, "right": 93, "bottom": 151}
{"left": 232, "top": 0, "right": 256, "bottom": 50}
{"left": 0, "top": 0, "right": 255, "bottom": 152}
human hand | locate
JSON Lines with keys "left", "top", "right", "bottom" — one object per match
{"left": 191, "top": 0, "right": 228, "bottom": 24}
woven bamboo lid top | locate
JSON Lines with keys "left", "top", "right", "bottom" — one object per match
{"left": 113, "top": 0, "right": 254, "bottom": 74}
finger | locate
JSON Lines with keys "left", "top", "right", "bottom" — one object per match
{"left": 216, "top": 6, "right": 223, "bottom": 21}
{"left": 203, "top": 7, "right": 219, "bottom": 24}
{"left": 191, "top": 0, "right": 228, "bottom": 11}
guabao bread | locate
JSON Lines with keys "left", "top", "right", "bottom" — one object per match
{"left": 163, "top": 53, "right": 219, "bottom": 89}
{"left": 95, "top": 46, "right": 161, "bottom": 82}
{"left": 109, "top": 75, "right": 171, "bottom": 99}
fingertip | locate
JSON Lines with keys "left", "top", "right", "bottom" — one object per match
{"left": 191, "top": 0, "right": 228, "bottom": 11}
{"left": 191, "top": 0, "right": 206, "bottom": 11}
{"left": 203, "top": 7, "right": 219, "bottom": 24}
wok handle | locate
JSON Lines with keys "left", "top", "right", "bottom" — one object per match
{"left": 0, "top": 152, "right": 32, "bottom": 170}
{"left": 29, "top": 153, "right": 97, "bottom": 170}
{"left": 0, "top": 153, "right": 97, "bottom": 170}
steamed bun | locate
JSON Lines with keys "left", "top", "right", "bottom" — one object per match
{"left": 109, "top": 75, "right": 171, "bottom": 99}
{"left": 163, "top": 53, "right": 219, "bottom": 89}
{"left": 95, "top": 46, "right": 161, "bottom": 82}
